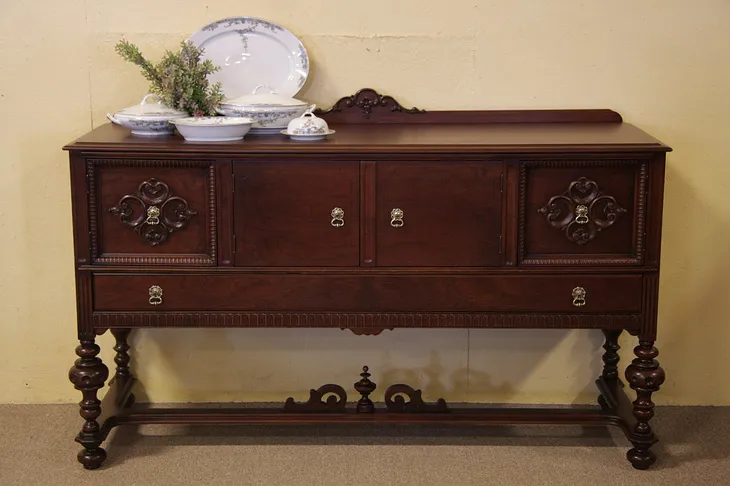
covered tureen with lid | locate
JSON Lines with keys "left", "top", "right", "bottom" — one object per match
{"left": 216, "top": 85, "right": 314, "bottom": 134}
{"left": 106, "top": 94, "right": 188, "bottom": 136}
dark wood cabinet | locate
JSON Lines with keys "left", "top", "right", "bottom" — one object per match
{"left": 64, "top": 89, "right": 671, "bottom": 471}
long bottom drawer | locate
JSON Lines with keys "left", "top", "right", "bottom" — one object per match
{"left": 93, "top": 274, "right": 643, "bottom": 313}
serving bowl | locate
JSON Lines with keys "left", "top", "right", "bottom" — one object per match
{"left": 169, "top": 117, "right": 254, "bottom": 142}
{"left": 107, "top": 94, "right": 188, "bottom": 136}
{"left": 216, "top": 85, "right": 313, "bottom": 134}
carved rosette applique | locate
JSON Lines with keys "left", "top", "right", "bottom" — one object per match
{"left": 538, "top": 177, "right": 626, "bottom": 245}
{"left": 109, "top": 178, "right": 197, "bottom": 246}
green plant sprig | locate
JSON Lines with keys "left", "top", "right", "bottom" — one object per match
{"left": 114, "top": 39, "right": 224, "bottom": 116}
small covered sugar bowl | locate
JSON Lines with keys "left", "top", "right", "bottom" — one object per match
{"left": 282, "top": 108, "right": 335, "bottom": 141}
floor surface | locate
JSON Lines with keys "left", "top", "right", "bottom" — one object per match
{"left": 0, "top": 404, "right": 728, "bottom": 485}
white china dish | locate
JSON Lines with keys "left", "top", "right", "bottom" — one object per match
{"left": 216, "top": 104, "right": 311, "bottom": 132}
{"left": 285, "top": 110, "right": 329, "bottom": 135}
{"left": 216, "top": 85, "right": 313, "bottom": 133}
{"left": 169, "top": 117, "right": 253, "bottom": 142}
{"left": 188, "top": 17, "right": 309, "bottom": 99}
{"left": 283, "top": 110, "right": 334, "bottom": 140}
{"left": 245, "top": 126, "right": 285, "bottom": 136}
{"left": 280, "top": 129, "right": 336, "bottom": 142}
{"left": 107, "top": 94, "right": 187, "bottom": 136}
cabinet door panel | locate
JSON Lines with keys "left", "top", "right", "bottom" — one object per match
{"left": 375, "top": 161, "right": 502, "bottom": 266}
{"left": 234, "top": 161, "right": 359, "bottom": 266}
{"left": 92, "top": 159, "right": 215, "bottom": 265}
{"left": 520, "top": 159, "right": 646, "bottom": 265}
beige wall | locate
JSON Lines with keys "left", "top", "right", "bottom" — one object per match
{"left": 1, "top": 1, "right": 729, "bottom": 405}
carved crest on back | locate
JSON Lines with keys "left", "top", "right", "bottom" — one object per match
{"left": 314, "top": 88, "right": 425, "bottom": 122}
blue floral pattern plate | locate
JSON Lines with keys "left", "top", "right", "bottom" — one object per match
{"left": 189, "top": 17, "right": 309, "bottom": 99}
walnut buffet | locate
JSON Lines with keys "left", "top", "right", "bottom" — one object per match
{"left": 64, "top": 89, "right": 671, "bottom": 470}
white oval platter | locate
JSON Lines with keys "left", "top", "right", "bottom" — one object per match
{"left": 189, "top": 17, "right": 309, "bottom": 100}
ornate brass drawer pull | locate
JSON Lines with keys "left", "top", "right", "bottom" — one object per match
{"left": 390, "top": 208, "right": 404, "bottom": 228}
{"left": 574, "top": 205, "right": 589, "bottom": 225}
{"left": 145, "top": 206, "right": 161, "bottom": 225}
{"left": 331, "top": 207, "right": 345, "bottom": 227}
{"left": 148, "top": 285, "right": 163, "bottom": 306}
{"left": 572, "top": 287, "right": 586, "bottom": 307}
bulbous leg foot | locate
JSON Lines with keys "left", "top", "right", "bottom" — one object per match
{"left": 69, "top": 339, "right": 109, "bottom": 470}
{"left": 625, "top": 340, "right": 665, "bottom": 470}
{"left": 627, "top": 447, "right": 656, "bottom": 470}
{"left": 78, "top": 446, "right": 107, "bottom": 470}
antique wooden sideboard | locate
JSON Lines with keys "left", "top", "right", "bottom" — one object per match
{"left": 64, "top": 89, "right": 670, "bottom": 470}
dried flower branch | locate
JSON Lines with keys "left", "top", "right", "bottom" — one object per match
{"left": 114, "top": 39, "right": 224, "bottom": 116}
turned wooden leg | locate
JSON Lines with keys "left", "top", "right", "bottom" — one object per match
{"left": 111, "top": 328, "right": 135, "bottom": 406}
{"left": 68, "top": 339, "right": 109, "bottom": 470}
{"left": 601, "top": 330, "right": 622, "bottom": 380}
{"left": 596, "top": 330, "right": 623, "bottom": 410}
{"left": 625, "top": 340, "right": 665, "bottom": 470}
{"left": 111, "top": 329, "right": 131, "bottom": 380}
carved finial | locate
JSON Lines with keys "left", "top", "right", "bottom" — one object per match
{"left": 354, "top": 366, "right": 376, "bottom": 413}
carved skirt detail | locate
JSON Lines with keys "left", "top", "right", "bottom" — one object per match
{"left": 384, "top": 384, "right": 449, "bottom": 413}
{"left": 284, "top": 384, "right": 348, "bottom": 413}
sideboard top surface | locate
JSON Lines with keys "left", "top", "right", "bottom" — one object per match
{"left": 64, "top": 120, "right": 670, "bottom": 155}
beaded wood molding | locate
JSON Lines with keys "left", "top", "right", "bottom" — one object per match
{"left": 93, "top": 312, "right": 641, "bottom": 331}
